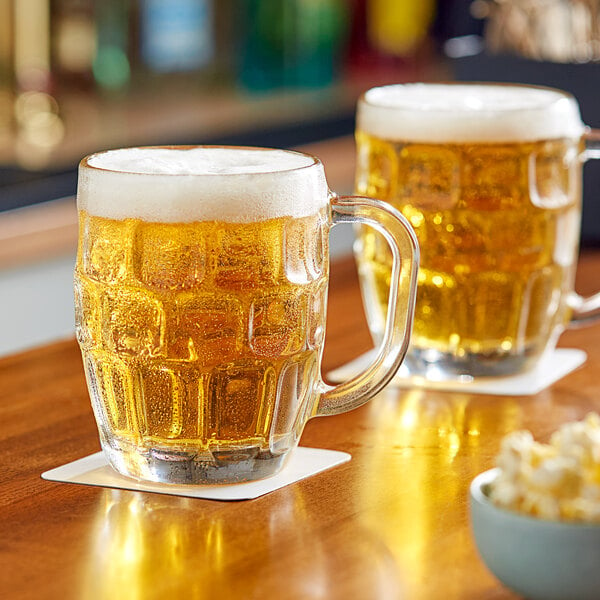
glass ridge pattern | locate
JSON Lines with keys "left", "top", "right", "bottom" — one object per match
{"left": 74, "top": 208, "right": 329, "bottom": 478}
{"left": 355, "top": 134, "right": 582, "bottom": 372}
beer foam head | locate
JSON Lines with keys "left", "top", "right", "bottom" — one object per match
{"left": 78, "top": 146, "right": 329, "bottom": 222}
{"left": 358, "top": 83, "right": 585, "bottom": 143}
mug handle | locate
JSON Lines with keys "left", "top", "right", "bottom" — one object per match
{"left": 568, "top": 129, "right": 600, "bottom": 325}
{"left": 315, "top": 194, "right": 419, "bottom": 417}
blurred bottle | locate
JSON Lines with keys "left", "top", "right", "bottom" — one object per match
{"left": 93, "top": 0, "right": 132, "bottom": 92}
{"left": 14, "top": 0, "right": 64, "bottom": 165}
{"left": 51, "top": 0, "right": 96, "bottom": 89}
{"left": 0, "top": 0, "right": 14, "bottom": 142}
{"left": 51, "top": 0, "right": 132, "bottom": 93}
{"left": 346, "top": 0, "right": 436, "bottom": 77}
{"left": 238, "top": 0, "right": 287, "bottom": 91}
{"left": 238, "top": 0, "right": 349, "bottom": 92}
{"left": 368, "top": 0, "right": 436, "bottom": 57}
{"left": 15, "top": 0, "right": 53, "bottom": 94}
{"left": 291, "top": 0, "right": 349, "bottom": 88}
{"left": 139, "top": 0, "right": 214, "bottom": 75}
{"left": 212, "top": 0, "right": 237, "bottom": 86}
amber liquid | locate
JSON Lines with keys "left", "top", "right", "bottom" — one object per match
{"left": 75, "top": 209, "right": 329, "bottom": 481}
{"left": 354, "top": 131, "right": 582, "bottom": 375}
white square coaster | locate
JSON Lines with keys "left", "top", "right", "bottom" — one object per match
{"left": 328, "top": 348, "right": 587, "bottom": 396}
{"left": 41, "top": 447, "right": 351, "bottom": 501}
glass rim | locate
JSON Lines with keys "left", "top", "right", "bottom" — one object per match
{"left": 356, "top": 81, "right": 585, "bottom": 143}
{"left": 79, "top": 145, "right": 324, "bottom": 177}
{"left": 358, "top": 81, "right": 579, "bottom": 113}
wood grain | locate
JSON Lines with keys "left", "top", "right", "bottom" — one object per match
{"left": 2, "top": 251, "right": 600, "bottom": 600}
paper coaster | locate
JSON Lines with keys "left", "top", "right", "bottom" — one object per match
{"left": 328, "top": 348, "right": 587, "bottom": 396}
{"left": 41, "top": 447, "right": 351, "bottom": 501}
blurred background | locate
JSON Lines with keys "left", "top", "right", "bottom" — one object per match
{"left": 1, "top": 0, "right": 599, "bottom": 356}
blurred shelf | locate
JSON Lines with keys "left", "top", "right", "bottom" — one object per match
{"left": 1, "top": 78, "right": 368, "bottom": 171}
{"left": 0, "top": 49, "right": 451, "bottom": 168}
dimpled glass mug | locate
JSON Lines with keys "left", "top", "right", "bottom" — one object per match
{"left": 354, "top": 82, "right": 600, "bottom": 380}
{"left": 74, "top": 146, "right": 419, "bottom": 484}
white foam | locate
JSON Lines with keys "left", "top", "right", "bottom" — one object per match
{"left": 357, "top": 83, "right": 585, "bottom": 143}
{"left": 78, "top": 147, "right": 329, "bottom": 222}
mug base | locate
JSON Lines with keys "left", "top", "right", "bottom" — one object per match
{"left": 403, "top": 347, "right": 541, "bottom": 380}
{"left": 101, "top": 440, "right": 289, "bottom": 485}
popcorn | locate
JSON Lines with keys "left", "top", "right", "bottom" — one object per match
{"left": 489, "top": 414, "right": 600, "bottom": 523}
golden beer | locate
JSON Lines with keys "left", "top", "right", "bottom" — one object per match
{"left": 75, "top": 210, "right": 328, "bottom": 471}
{"left": 355, "top": 84, "right": 584, "bottom": 376}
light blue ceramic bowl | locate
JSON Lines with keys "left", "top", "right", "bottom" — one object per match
{"left": 470, "top": 468, "right": 600, "bottom": 600}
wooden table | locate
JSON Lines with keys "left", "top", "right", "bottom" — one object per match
{"left": 2, "top": 252, "right": 600, "bottom": 600}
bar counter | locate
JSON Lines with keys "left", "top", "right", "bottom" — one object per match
{"left": 1, "top": 251, "right": 600, "bottom": 600}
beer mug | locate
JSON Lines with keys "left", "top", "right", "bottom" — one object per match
{"left": 355, "top": 83, "right": 600, "bottom": 379}
{"left": 74, "top": 146, "right": 419, "bottom": 484}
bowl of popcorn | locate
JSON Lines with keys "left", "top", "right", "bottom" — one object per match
{"left": 470, "top": 414, "right": 600, "bottom": 600}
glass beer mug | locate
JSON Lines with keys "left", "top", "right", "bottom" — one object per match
{"left": 74, "top": 146, "right": 419, "bottom": 484}
{"left": 354, "top": 82, "right": 600, "bottom": 380}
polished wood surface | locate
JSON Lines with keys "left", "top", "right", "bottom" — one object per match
{"left": 2, "top": 252, "right": 600, "bottom": 600}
